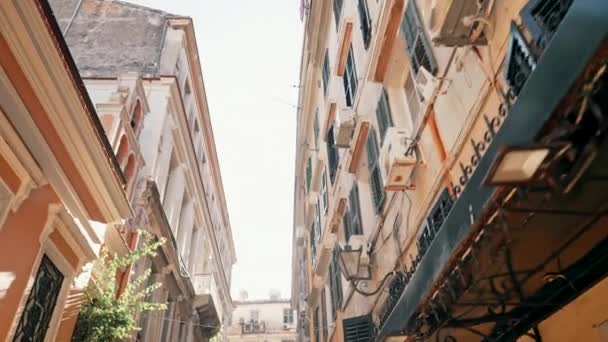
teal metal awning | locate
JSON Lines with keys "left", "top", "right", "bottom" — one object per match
{"left": 377, "top": 0, "right": 608, "bottom": 339}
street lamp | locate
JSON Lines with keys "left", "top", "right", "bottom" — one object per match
{"left": 337, "top": 244, "right": 397, "bottom": 297}
{"left": 337, "top": 244, "right": 371, "bottom": 281}
{"left": 485, "top": 145, "right": 551, "bottom": 185}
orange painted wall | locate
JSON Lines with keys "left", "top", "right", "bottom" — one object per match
{"left": 0, "top": 153, "right": 21, "bottom": 192}
{"left": 0, "top": 185, "right": 59, "bottom": 340}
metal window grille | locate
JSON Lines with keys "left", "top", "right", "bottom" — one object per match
{"left": 401, "top": 2, "right": 437, "bottom": 75}
{"left": 12, "top": 255, "right": 64, "bottom": 342}
{"left": 343, "top": 46, "right": 358, "bottom": 107}
{"left": 504, "top": 22, "right": 537, "bottom": 98}
{"left": 327, "top": 125, "right": 340, "bottom": 184}
{"left": 521, "top": 0, "right": 573, "bottom": 49}
{"left": 366, "top": 129, "right": 385, "bottom": 214}
{"left": 322, "top": 51, "right": 331, "bottom": 97}
{"left": 329, "top": 248, "right": 343, "bottom": 320}
{"left": 343, "top": 315, "right": 376, "bottom": 342}
{"left": 333, "top": 0, "right": 343, "bottom": 28}
{"left": 357, "top": 0, "right": 372, "bottom": 49}
{"left": 379, "top": 272, "right": 408, "bottom": 329}
{"left": 416, "top": 188, "right": 454, "bottom": 257}
{"left": 375, "top": 88, "right": 393, "bottom": 143}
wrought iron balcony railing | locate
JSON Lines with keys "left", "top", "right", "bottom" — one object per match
{"left": 522, "top": 0, "right": 574, "bottom": 49}
{"left": 506, "top": 0, "right": 574, "bottom": 99}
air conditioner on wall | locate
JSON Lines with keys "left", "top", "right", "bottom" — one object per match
{"left": 380, "top": 128, "right": 418, "bottom": 191}
{"left": 335, "top": 108, "right": 357, "bottom": 148}
{"left": 349, "top": 235, "right": 370, "bottom": 268}
{"left": 427, "top": 0, "right": 489, "bottom": 46}
{"left": 415, "top": 67, "right": 440, "bottom": 104}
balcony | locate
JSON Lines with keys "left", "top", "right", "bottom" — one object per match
{"left": 377, "top": 0, "right": 608, "bottom": 339}
{"left": 193, "top": 273, "right": 221, "bottom": 338}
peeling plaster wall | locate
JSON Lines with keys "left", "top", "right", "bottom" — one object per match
{"left": 48, "top": 0, "right": 170, "bottom": 77}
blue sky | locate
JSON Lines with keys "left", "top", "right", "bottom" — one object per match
{"left": 130, "top": 0, "right": 303, "bottom": 300}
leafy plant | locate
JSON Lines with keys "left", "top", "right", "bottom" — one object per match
{"left": 72, "top": 231, "right": 167, "bottom": 342}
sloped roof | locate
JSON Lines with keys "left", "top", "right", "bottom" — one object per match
{"left": 48, "top": 0, "right": 178, "bottom": 77}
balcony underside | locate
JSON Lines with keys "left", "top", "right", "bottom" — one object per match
{"left": 377, "top": 0, "right": 608, "bottom": 339}
{"left": 423, "top": 145, "right": 608, "bottom": 341}
{"left": 195, "top": 294, "right": 220, "bottom": 338}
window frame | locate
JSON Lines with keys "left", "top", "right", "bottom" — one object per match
{"left": 401, "top": 1, "right": 437, "bottom": 75}
{"left": 328, "top": 248, "right": 343, "bottom": 320}
{"left": 344, "top": 183, "right": 363, "bottom": 242}
{"left": 366, "top": 129, "right": 385, "bottom": 214}
{"left": 343, "top": 45, "right": 358, "bottom": 107}
{"left": 333, "top": 0, "right": 344, "bottom": 28}
{"left": 326, "top": 124, "right": 340, "bottom": 184}
{"left": 321, "top": 168, "right": 329, "bottom": 214}
{"left": 305, "top": 157, "right": 313, "bottom": 193}
{"left": 322, "top": 51, "right": 331, "bottom": 97}
{"left": 375, "top": 88, "right": 393, "bottom": 144}
{"left": 357, "top": 0, "right": 372, "bottom": 49}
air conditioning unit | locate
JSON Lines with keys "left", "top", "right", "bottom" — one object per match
{"left": 380, "top": 128, "right": 418, "bottom": 191}
{"left": 349, "top": 235, "right": 370, "bottom": 267}
{"left": 415, "top": 67, "right": 440, "bottom": 104}
{"left": 314, "top": 232, "right": 337, "bottom": 278}
{"left": 428, "top": 0, "right": 489, "bottom": 46}
{"left": 295, "top": 225, "right": 306, "bottom": 246}
{"left": 335, "top": 108, "right": 357, "bottom": 148}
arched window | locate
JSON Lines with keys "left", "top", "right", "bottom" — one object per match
{"left": 130, "top": 100, "right": 143, "bottom": 132}
{"left": 124, "top": 154, "right": 136, "bottom": 184}
{"left": 116, "top": 134, "right": 129, "bottom": 165}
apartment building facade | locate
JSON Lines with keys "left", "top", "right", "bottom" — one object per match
{"left": 0, "top": 0, "right": 132, "bottom": 340}
{"left": 47, "top": 0, "right": 237, "bottom": 340}
{"left": 292, "top": 0, "right": 608, "bottom": 341}
{"left": 226, "top": 298, "right": 298, "bottom": 342}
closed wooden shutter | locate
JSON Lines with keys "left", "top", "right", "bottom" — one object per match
{"left": 343, "top": 315, "right": 375, "bottom": 342}
{"left": 366, "top": 129, "right": 385, "bottom": 213}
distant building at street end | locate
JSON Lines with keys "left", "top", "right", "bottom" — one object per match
{"left": 226, "top": 297, "right": 298, "bottom": 342}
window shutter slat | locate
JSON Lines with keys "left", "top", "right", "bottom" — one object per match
{"left": 402, "top": 2, "right": 437, "bottom": 75}
{"left": 343, "top": 315, "right": 375, "bottom": 342}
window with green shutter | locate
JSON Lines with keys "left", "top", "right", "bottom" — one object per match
{"left": 313, "top": 109, "right": 320, "bottom": 147}
{"left": 321, "top": 289, "right": 328, "bottom": 340}
{"left": 311, "top": 200, "right": 321, "bottom": 265}
{"left": 375, "top": 88, "right": 393, "bottom": 144}
{"left": 321, "top": 168, "right": 328, "bottom": 213}
{"left": 357, "top": 0, "right": 372, "bottom": 49}
{"left": 322, "top": 50, "right": 331, "bottom": 97}
{"left": 344, "top": 183, "right": 363, "bottom": 242}
{"left": 366, "top": 129, "right": 385, "bottom": 214}
{"left": 333, "top": 0, "right": 343, "bottom": 28}
{"left": 313, "top": 306, "right": 321, "bottom": 342}
{"left": 401, "top": 1, "right": 437, "bottom": 75}
{"left": 343, "top": 45, "right": 358, "bottom": 107}
{"left": 306, "top": 157, "right": 312, "bottom": 193}
{"left": 327, "top": 125, "right": 340, "bottom": 184}
{"left": 329, "top": 248, "right": 343, "bottom": 320}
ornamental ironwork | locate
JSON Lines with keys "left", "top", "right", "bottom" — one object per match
{"left": 504, "top": 22, "right": 537, "bottom": 99}
{"left": 13, "top": 255, "right": 64, "bottom": 342}
{"left": 522, "top": 0, "right": 574, "bottom": 49}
